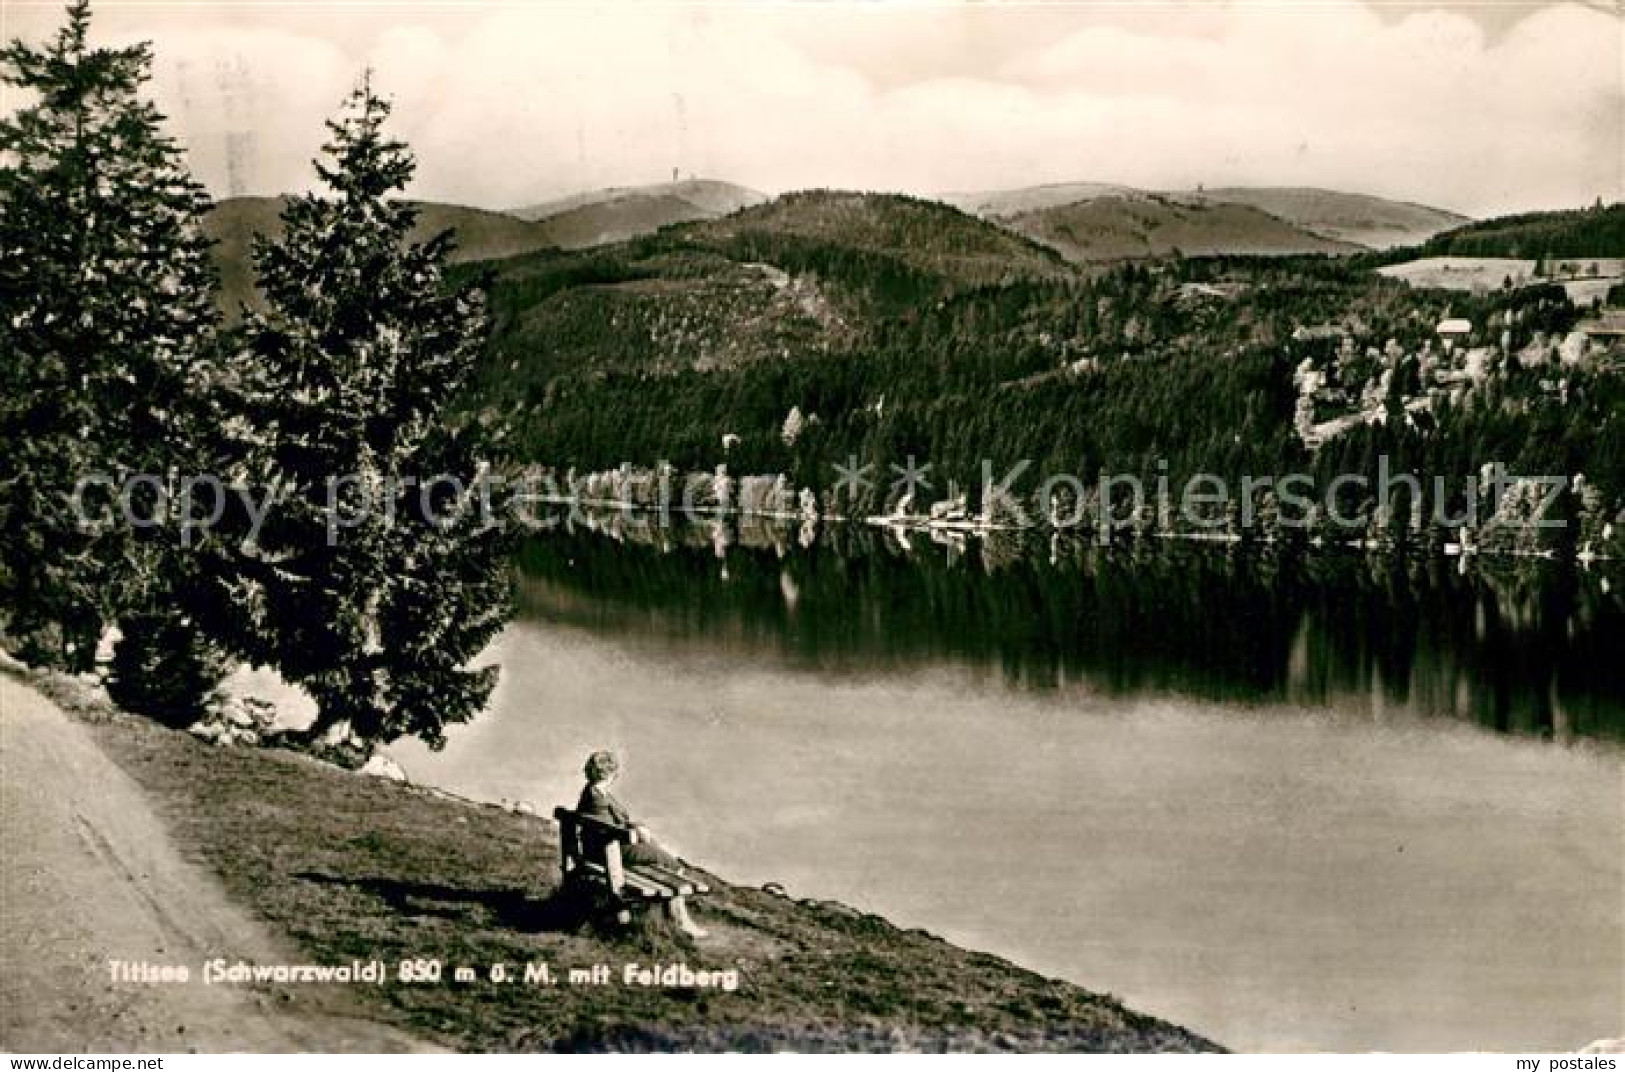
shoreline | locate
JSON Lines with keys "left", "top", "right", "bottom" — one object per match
{"left": 1, "top": 665, "right": 1222, "bottom": 1054}
{"left": 536, "top": 497, "right": 1623, "bottom": 566}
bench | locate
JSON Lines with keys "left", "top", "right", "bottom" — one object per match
{"left": 554, "top": 807, "right": 709, "bottom": 924}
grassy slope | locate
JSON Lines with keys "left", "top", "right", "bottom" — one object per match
{"left": 938, "top": 182, "right": 1141, "bottom": 218}
{"left": 938, "top": 184, "right": 1465, "bottom": 251}
{"left": 59, "top": 683, "right": 1219, "bottom": 1053}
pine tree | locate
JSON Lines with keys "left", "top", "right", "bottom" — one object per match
{"left": 0, "top": 1, "right": 221, "bottom": 674}
{"left": 228, "top": 78, "right": 513, "bottom": 753}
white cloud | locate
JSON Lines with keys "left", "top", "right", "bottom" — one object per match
{"left": 6, "top": 1, "right": 1619, "bottom": 215}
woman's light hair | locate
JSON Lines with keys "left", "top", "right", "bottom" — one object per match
{"left": 584, "top": 750, "right": 619, "bottom": 783}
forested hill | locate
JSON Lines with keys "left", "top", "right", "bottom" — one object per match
{"left": 1401, "top": 202, "right": 1625, "bottom": 261}
{"left": 461, "top": 190, "right": 1075, "bottom": 391}
{"left": 692, "top": 190, "right": 1072, "bottom": 286}
{"left": 454, "top": 187, "right": 1625, "bottom": 556}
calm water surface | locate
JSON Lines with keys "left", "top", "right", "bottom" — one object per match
{"left": 378, "top": 519, "right": 1623, "bottom": 1052}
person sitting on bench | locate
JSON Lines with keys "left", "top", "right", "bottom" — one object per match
{"left": 577, "top": 750, "right": 707, "bottom": 939}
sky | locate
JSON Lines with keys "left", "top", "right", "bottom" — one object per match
{"left": 2, "top": 0, "right": 1621, "bottom": 218}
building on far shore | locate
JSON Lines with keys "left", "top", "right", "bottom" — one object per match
{"left": 1436, "top": 318, "right": 1472, "bottom": 353}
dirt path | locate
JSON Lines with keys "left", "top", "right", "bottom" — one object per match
{"left": 0, "top": 675, "right": 438, "bottom": 1053}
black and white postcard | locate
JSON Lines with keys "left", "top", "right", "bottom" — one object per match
{"left": 2, "top": 0, "right": 1621, "bottom": 1058}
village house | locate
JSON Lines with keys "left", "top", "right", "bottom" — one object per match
{"left": 1435, "top": 317, "right": 1473, "bottom": 345}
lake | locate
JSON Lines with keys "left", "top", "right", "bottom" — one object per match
{"left": 378, "top": 516, "right": 1625, "bottom": 1052}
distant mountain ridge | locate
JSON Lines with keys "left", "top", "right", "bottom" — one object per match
{"left": 466, "top": 190, "right": 1071, "bottom": 391}
{"left": 997, "top": 193, "right": 1361, "bottom": 262}
{"left": 206, "top": 181, "right": 1470, "bottom": 317}
{"left": 512, "top": 179, "right": 765, "bottom": 221}
{"left": 937, "top": 183, "right": 1468, "bottom": 255}
{"left": 508, "top": 179, "right": 767, "bottom": 249}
